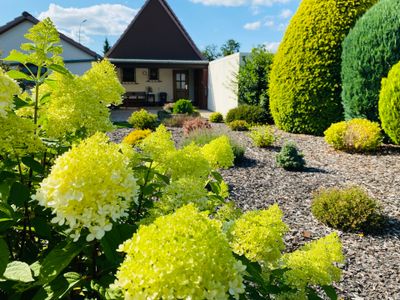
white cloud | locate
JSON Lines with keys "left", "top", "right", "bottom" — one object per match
{"left": 38, "top": 3, "right": 138, "bottom": 44}
{"left": 191, "top": 0, "right": 290, "bottom": 7}
{"left": 264, "top": 41, "right": 280, "bottom": 53}
{"left": 279, "top": 9, "right": 292, "bottom": 19}
{"left": 244, "top": 21, "right": 261, "bottom": 30}
{"left": 264, "top": 20, "right": 275, "bottom": 27}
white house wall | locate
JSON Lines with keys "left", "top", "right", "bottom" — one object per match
{"left": 0, "top": 20, "right": 96, "bottom": 75}
{"left": 207, "top": 52, "right": 248, "bottom": 116}
{"left": 120, "top": 68, "right": 174, "bottom": 102}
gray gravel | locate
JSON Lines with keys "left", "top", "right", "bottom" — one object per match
{"left": 109, "top": 125, "right": 400, "bottom": 300}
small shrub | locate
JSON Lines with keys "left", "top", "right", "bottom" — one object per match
{"left": 123, "top": 129, "right": 152, "bottom": 146}
{"left": 228, "top": 120, "right": 250, "bottom": 131}
{"left": 276, "top": 142, "right": 305, "bottom": 171}
{"left": 163, "top": 115, "right": 195, "bottom": 128}
{"left": 202, "top": 135, "right": 234, "bottom": 169}
{"left": 209, "top": 112, "right": 224, "bottom": 123}
{"left": 128, "top": 109, "right": 158, "bottom": 130}
{"left": 324, "top": 119, "right": 382, "bottom": 152}
{"left": 249, "top": 126, "right": 275, "bottom": 148}
{"left": 173, "top": 99, "right": 194, "bottom": 114}
{"left": 225, "top": 105, "right": 268, "bottom": 124}
{"left": 182, "top": 129, "right": 245, "bottom": 164}
{"left": 311, "top": 186, "right": 383, "bottom": 232}
{"left": 183, "top": 118, "right": 211, "bottom": 135}
{"left": 163, "top": 102, "right": 174, "bottom": 113}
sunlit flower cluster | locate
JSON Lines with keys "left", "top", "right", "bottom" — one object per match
{"left": 0, "top": 68, "right": 20, "bottom": 117}
{"left": 282, "top": 233, "right": 344, "bottom": 290}
{"left": 230, "top": 204, "right": 289, "bottom": 263}
{"left": 122, "top": 129, "right": 152, "bottom": 146}
{"left": 40, "top": 60, "right": 124, "bottom": 139}
{"left": 139, "top": 125, "right": 175, "bottom": 161}
{"left": 0, "top": 113, "right": 43, "bottom": 157}
{"left": 34, "top": 133, "right": 138, "bottom": 241}
{"left": 115, "top": 204, "right": 246, "bottom": 299}
{"left": 202, "top": 135, "right": 234, "bottom": 169}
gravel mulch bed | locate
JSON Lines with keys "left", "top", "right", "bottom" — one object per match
{"left": 109, "top": 125, "right": 400, "bottom": 300}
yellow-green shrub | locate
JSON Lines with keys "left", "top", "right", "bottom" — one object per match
{"left": 128, "top": 109, "right": 158, "bottom": 130}
{"left": 228, "top": 120, "right": 250, "bottom": 131}
{"left": 269, "top": 0, "right": 377, "bottom": 135}
{"left": 122, "top": 129, "right": 152, "bottom": 146}
{"left": 379, "top": 60, "right": 400, "bottom": 144}
{"left": 324, "top": 119, "right": 382, "bottom": 152}
{"left": 311, "top": 186, "right": 382, "bottom": 232}
{"left": 248, "top": 125, "right": 275, "bottom": 148}
{"left": 209, "top": 112, "right": 224, "bottom": 123}
{"left": 202, "top": 135, "right": 234, "bottom": 169}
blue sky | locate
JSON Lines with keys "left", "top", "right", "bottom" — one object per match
{"left": 1, "top": 0, "right": 301, "bottom": 55}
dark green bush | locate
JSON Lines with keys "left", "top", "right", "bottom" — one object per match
{"left": 228, "top": 120, "right": 250, "bottom": 131}
{"left": 269, "top": 0, "right": 377, "bottom": 135}
{"left": 225, "top": 105, "right": 268, "bottom": 124}
{"left": 342, "top": 0, "right": 400, "bottom": 122}
{"left": 209, "top": 112, "right": 224, "bottom": 123}
{"left": 128, "top": 109, "right": 158, "bottom": 130}
{"left": 173, "top": 99, "right": 194, "bottom": 114}
{"left": 237, "top": 46, "right": 274, "bottom": 120}
{"left": 276, "top": 142, "right": 305, "bottom": 171}
{"left": 311, "top": 186, "right": 383, "bottom": 232}
{"left": 379, "top": 60, "right": 400, "bottom": 145}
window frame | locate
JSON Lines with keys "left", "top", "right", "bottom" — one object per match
{"left": 148, "top": 68, "right": 160, "bottom": 81}
{"left": 122, "top": 67, "right": 136, "bottom": 83}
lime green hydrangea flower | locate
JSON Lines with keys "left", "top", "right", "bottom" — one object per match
{"left": 35, "top": 133, "right": 138, "bottom": 242}
{"left": 202, "top": 135, "right": 234, "bottom": 169}
{"left": 282, "top": 233, "right": 344, "bottom": 290}
{"left": 139, "top": 125, "right": 175, "bottom": 161}
{"left": 0, "top": 113, "right": 43, "bottom": 157}
{"left": 0, "top": 68, "right": 20, "bottom": 117}
{"left": 230, "top": 204, "right": 289, "bottom": 263}
{"left": 115, "top": 204, "right": 246, "bottom": 299}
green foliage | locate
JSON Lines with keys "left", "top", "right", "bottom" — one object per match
{"left": 122, "top": 129, "right": 152, "bottom": 146}
{"left": 228, "top": 120, "right": 250, "bottom": 131}
{"left": 324, "top": 118, "right": 382, "bottom": 152}
{"left": 221, "top": 39, "right": 240, "bottom": 57}
{"left": 202, "top": 44, "right": 221, "bottom": 61}
{"left": 238, "top": 46, "right": 274, "bottom": 116}
{"left": 173, "top": 99, "right": 194, "bottom": 114}
{"left": 202, "top": 135, "right": 234, "bottom": 169}
{"left": 269, "top": 0, "right": 377, "bottom": 135}
{"left": 379, "top": 61, "right": 400, "bottom": 144}
{"left": 128, "top": 109, "right": 158, "bottom": 130}
{"left": 276, "top": 142, "right": 306, "bottom": 171}
{"left": 249, "top": 125, "right": 275, "bottom": 148}
{"left": 311, "top": 186, "right": 383, "bottom": 232}
{"left": 103, "top": 38, "right": 111, "bottom": 55}
{"left": 209, "top": 112, "right": 224, "bottom": 123}
{"left": 226, "top": 105, "right": 268, "bottom": 125}
{"left": 342, "top": 0, "right": 400, "bottom": 122}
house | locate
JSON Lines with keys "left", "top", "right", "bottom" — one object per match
{"left": 106, "top": 0, "right": 209, "bottom": 108}
{"left": 0, "top": 12, "right": 101, "bottom": 75}
{"left": 208, "top": 52, "right": 249, "bottom": 115}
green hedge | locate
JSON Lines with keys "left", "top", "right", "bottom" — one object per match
{"left": 379, "top": 61, "right": 400, "bottom": 144}
{"left": 269, "top": 0, "right": 376, "bottom": 135}
{"left": 342, "top": 0, "right": 400, "bottom": 122}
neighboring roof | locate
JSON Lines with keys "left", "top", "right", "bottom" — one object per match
{"left": 107, "top": 0, "right": 205, "bottom": 61}
{"left": 0, "top": 11, "right": 101, "bottom": 59}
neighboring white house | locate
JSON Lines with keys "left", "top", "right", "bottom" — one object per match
{"left": 0, "top": 12, "right": 101, "bottom": 75}
{"left": 207, "top": 52, "right": 249, "bottom": 115}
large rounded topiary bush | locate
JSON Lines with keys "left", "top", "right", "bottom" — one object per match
{"left": 342, "top": 0, "right": 400, "bottom": 122}
{"left": 379, "top": 61, "right": 400, "bottom": 144}
{"left": 269, "top": 0, "right": 376, "bottom": 135}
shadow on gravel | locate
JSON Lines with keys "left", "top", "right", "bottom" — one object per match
{"left": 365, "top": 216, "right": 400, "bottom": 238}
{"left": 235, "top": 157, "right": 258, "bottom": 168}
{"left": 303, "top": 167, "right": 329, "bottom": 174}
{"left": 377, "top": 145, "right": 400, "bottom": 156}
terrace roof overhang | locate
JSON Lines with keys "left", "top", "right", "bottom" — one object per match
{"left": 109, "top": 58, "right": 209, "bottom": 69}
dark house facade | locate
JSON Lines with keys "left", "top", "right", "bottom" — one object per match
{"left": 106, "top": 0, "right": 209, "bottom": 108}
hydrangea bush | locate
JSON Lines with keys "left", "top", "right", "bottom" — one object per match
{"left": 0, "top": 19, "right": 345, "bottom": 300}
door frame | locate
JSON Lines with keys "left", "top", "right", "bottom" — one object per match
{"left": 173, "top": 70, "right": 189, "bottom": 100}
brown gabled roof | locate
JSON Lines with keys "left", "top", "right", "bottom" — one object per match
{"left": 106, "top": 0, "right": 205, "bottom": 61}
{"left": 0, "top": 11, "right": 101, "bottom": 59}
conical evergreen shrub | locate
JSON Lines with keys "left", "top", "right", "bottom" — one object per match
{"left": 342, "top": 0, "right": 400, "bottom": 122}
{"left": 269, "top": 0, "right": 377, "bottom": 135}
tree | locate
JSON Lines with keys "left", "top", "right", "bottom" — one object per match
{"left": 269, "top": 0, "right": 377, "bottom": 135}
{"left": 237, "top": 46, "right": 274, "bottom": 121}
{"left": 103, "top": 38, "right": 111, "bottom": 56}
{"left": 201, "top": 44, "right": 221, "bottom": 61}
{"left": 221, "top": 39, "right": 240, "bottom": 57}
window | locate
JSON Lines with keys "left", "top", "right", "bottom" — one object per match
{"left": 148, "top": 68, "right": 159, "bottom": 81}
{"left": 122, "top": 68, "right": 135, "bottom": 82}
